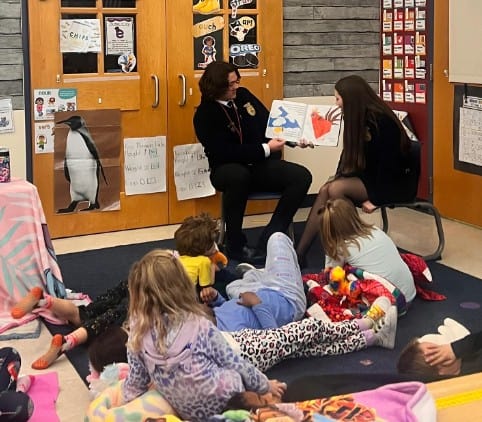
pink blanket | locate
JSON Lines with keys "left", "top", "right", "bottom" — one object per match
{"left": 0, "top": 179, "right": 66, "bottom": 335}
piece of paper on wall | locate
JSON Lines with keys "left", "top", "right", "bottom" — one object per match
{"left": 34, "top": 121, "right": 55, "bottom": 154}
{"left": 124, "top": 136, "right": 166, "bottom": 195}
{"left": 458, "top": 106, "right": 482, "bottom": 167}
{"left": 33, "top": 88, "right": 77, "bottom": 121}
{"left": 173, "top": 143, "right": 215, "bottom": 201}
{"left": 0, "top": 98, "right": 14, "bottom": 134}
{"left": 54, "top": 109, "right": 121, "bottom": 213}
{"left": 60, "top": 19, "right": 101, "bottom": 53}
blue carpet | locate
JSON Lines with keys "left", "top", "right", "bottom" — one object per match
{"left": 50, "top": 224, "right": 482, "bottom": 387}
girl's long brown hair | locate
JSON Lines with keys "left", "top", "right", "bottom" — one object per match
{"left": 319, "top": 198, "right": 374, "bottom": 261}
{"left": 127, "top": 249, "right": 207, "bottom": 354}
{"left": 335, "top": 75, "right": 410, "bottom": 174}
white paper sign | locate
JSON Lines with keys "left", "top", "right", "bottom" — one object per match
{"left": 0, "top": 98, "right": 14, "bottom": 134}
{"left": 459, "top": 107, "right": 482, "bottom": 166}
{"left": 173, "top": 143, "right": 215, "bottom": 201}
{"left": 60, "top": 19, "right": 101, "bottom": 53}
{"left": 105, "top": 16, "right": 134, "bottom": 55}
{"left": 124, "top": 136, "right": 166, "bottom": 195}
{"left": 34, "top": 121, "right": 55, "bottom": 154}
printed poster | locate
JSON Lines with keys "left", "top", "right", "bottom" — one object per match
{"left": 33, "top": 88, "right": 77, "bottom": 121}
{"left": 60, "top": 19, "right": 101, "bottom": 53}
{"left": 105, "top": 17, "right": 134, "bottom": 56}
{"left": 459, "top": 106, "right": 482, "bottom": 166}
{"left": 124, "top": 136, "right": 166, "bottom": 195}
{"left": 34, "top": 121, "right": 55, "bottom": 154}
{"left": 54, "top": 109, "right": 121, "bottom": 213}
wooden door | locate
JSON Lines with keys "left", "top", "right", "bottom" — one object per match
{"left": 165, "top": 0, "right": 284, "bottom": 224}
{"left": 28, "top": 0, "right": 168, "bottom": 238}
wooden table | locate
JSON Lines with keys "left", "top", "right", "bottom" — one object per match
{"left": 427, "top": 372, "right": 482, "bottom": 419}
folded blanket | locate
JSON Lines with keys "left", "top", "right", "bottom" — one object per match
{"left": 85, "top": 380, "right": 180, "bottom": 422}
{"left": 213, "top": 381, "right": 436, "bottom": 422}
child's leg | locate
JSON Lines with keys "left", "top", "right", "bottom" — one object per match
{"left": 293, "top": 333, "right": 367, "bottom": 359}
{"left": 31, "top": 328, "right": 88, "bottom": 370}
{"left": 11, "top": 287, "right": 81, "bottom": 325}
{"left": 230, "top": 317, "right": 349, "bottom": 372}
{"left": 10, "top": 287, "right": 44, "bottom": 318}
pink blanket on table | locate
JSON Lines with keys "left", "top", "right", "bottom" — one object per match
{"left": 0, "top": 179, "right": 67, "bottom": 336}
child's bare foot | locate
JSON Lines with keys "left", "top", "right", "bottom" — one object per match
{"left": 11, "top": 287, "right": 43, "bottom": 319}
{"left": 31, "top": 334, "right": 64, "bottom": 369}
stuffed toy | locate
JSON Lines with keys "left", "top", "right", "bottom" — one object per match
{"left": 211, "top": 249, "right": 228, "bottom": 270}
{"left": 324, "top": 266, "right": 362, "bottom": 306}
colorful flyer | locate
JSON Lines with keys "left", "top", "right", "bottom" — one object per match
{"left": 394, "top": 9, "right": 404, "bottom": 31}
{"left": 34, "top": 121, "right": 55, "bottom": 154}
{"left": 394, "top": 56, "right": 404, "bottom": 79}
{"left": 382, "top": 80, "right": 393, "bottom": 102}
{"left": 415, "top": 8, "right": 426, "bottom": 30}
{"left": 105, "top": 17, "right": 134, "bottom": 56}
{"left": 394, "top": 82, "right": 404, "bottom": 103}
{"left": 394, "top": 33, "right": 404, "bottom": 55}
{"left": 394, "top": 0, "right": 404, "bottom": 7}
{"left": 405, "top": 56, "right": 415, "bottom": 79}
{"left": 405, "top": 81, "right": 415, "bottom": 103}
{"left": 415, "top": 32, "right": 426, "bottom": 55}
{"left": 33, "top": 88, "right": 77, "bottom": 121}
{"left": 383, "top": 0, "right": 392, "bottom": 7}
{"left": 382, "top": 33, "right": 392, "bottom": 55}
{"left": 405, "top": 8, "right": 415, "bottom": 31}
{"left": 415, "top": 55, "right": 426, "bottom": 79}
{"left": 383, "top": 10, "right": 393, "bottom": 32}
{"left": 60, "top": 19, "right": 101, "bottom": 53}
{"left": 404, "top": 34, "right": 415, "bottom": 54}
{"left": 383, "top": 59, "right": 393, "bottom": 79}
{"left": 415, "top": 83, "right": 426, "bottom": 103}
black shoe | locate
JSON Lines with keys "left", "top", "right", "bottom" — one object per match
{"left": 227, "top": 245, "right": 266, "bottom": 265}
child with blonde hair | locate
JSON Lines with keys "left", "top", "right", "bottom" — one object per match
{"left": 318, "top": 198, "right": 416, "bottom": 303}
{"left": 121, "top": 249, "right": 286, "bottom": 421}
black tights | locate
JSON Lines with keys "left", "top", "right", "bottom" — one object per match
{"left": 0, "top": 347, "right": 34, "bottom": 421}
{"left": 295, "top": 177, "right": 368, "bottom": 264}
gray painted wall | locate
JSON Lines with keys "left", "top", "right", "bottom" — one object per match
{"left": 0, "top": 0, "right": 23, "bottom": 110}
{"left": 0, "top": 1, "right": 380, "bottom": 110}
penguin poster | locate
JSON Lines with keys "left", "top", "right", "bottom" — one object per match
{"left": 54, "top": 109, "right": 121, "bottom": 213}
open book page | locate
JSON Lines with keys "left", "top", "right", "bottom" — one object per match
{"left": 266, "top": 100, "right": 342, "bottom": 146}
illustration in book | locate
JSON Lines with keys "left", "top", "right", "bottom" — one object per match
{"left": 265, "top": 100, "right": 342, "bottom": 146}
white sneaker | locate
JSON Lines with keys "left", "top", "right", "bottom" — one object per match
{"left": 373, "top": 305, "right": 398, "bottom": 349}
{"left": 364, "top": 296, "right": 391, "bottom": 327}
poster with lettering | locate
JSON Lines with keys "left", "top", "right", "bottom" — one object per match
{"left": 60, "top": 19, "right": 101, "bottom": 53}
{"left": 173, "top": 143, "right": 215, "bottom": 201}
{"left": 124, "top": 136, "right": 166, "bottom": 196}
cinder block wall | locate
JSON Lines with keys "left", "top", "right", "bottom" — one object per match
{"left": 0, "top": 0, "right": 23, "bottom": 109}
{"left": 283, "top": 0, "right": 380, "bottom": 98}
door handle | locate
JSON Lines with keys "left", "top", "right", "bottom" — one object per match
{"left": 178, "top": 74, "right": 187, "bottom": 106}
{"left": 151, "top": 74, "right": 159, "bottom": 108}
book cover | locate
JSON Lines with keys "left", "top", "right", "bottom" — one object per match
{"left": 266, "top": 100, "right": 342, "bottom": 146}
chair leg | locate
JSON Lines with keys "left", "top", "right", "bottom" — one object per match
{"left": 381, "top": 206, "right": 389, "bottom": 233}
{"left": 218, "top": 195, "right": 226, "bottom": 246}
{"left": 410, "top": 202, "right": 445, "bottom": 261}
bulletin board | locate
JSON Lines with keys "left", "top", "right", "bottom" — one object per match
{"left": 453, "top": 84, "right": 482, "bottom": 176}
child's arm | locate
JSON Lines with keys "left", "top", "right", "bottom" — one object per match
{"left": 121, "top": 351, "right": 151, "bottom": 403}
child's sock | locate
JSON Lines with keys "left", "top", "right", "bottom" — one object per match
{"left": 16, "top": 375, "right": 35, "bottom": 393}
{"left": 31, "top": 334, "right": 64, "bottom": 370}
{"left": 11, "top": 287, "right": 43, "bottom": 319}
{"left": 62, "top": 332, "right": 81, "bottom": 352}
{"left": 362, "top": 329, "right": 376, "bottom": 346}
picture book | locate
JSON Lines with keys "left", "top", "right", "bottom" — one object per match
{"left": 265, "top": 100, "right": 342, "bottom": 146}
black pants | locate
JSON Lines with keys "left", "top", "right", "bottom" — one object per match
{"left": 79, "top": 279, "right": 129, "bottom": 342}
{"left": 0, "top": 347, "right": 34, "bottom": 421}
{"left": 211, "top": 159, "right": 312, "bottom": 252}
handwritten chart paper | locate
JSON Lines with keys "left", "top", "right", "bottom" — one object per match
{"left": 459, "top": 107, "right": 482, "bottom": 166}
{"left": 173, "top": 143, "right": 215, "bottom": 201}
{"left": 124, "top": 136, "right": 166, "bottom": 195}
